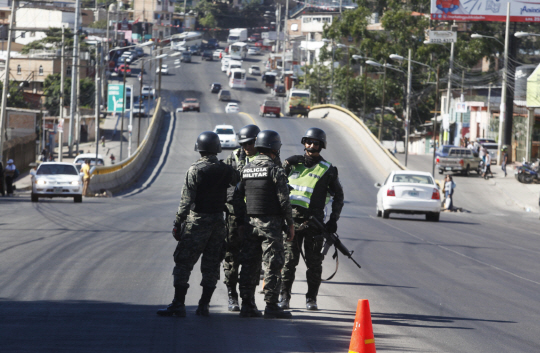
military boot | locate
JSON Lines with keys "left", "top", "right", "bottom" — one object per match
{"left": 278, "top": 282, "right": 292, "bottom": 309}
{"left": 157, "top": 286, "right": 187, "bottom": 317}
{"left": 196, "top": 286, "right": 215, "bottom": 317}
{"left": 239, "top": 293, "right": 262, "bottom": 318}
{"left": 306, "top": 283, "right": 319, "bottom": 311}
{"left": 306, "top": 297, "right": 318, "bottom": 311}
{"left": 264, "top": 303, "right": 292, "bottom": 319}
{"left": 227, "top": 286, "right": 240, "bottom": 312}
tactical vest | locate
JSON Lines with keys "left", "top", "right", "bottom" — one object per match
{"left": 194, "top": 161, "right": 232, "bottom": 213}
{"left": 243, "top": 161, "right": 281, "bottom": 215}
{"left": 288, "top": 160, "right": 331, "bottom": 209}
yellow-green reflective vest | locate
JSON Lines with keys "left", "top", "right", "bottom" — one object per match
{"left": 233, "top": 149, "right": 259, "bottom": 166}
{"left": 288, "top": 161, "right": 331, "bottom": 209}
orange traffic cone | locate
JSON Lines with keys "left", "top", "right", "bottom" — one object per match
{"left": 348, "top": 299, "right": 376, "bottom": 353}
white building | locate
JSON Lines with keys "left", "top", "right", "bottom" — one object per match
{"left": 15, "top": 6, "right": 75, "bottom": 45}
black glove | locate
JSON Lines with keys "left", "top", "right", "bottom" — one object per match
{"left": 325, "top": 218, "right": 337, "bottom": 234}
{"left": 238, "top": 148, "right": 247, "bottom": 162}
{"left": 172, "top": 222, "right": 184, "bottom": 241}
{"left": 285, "top": 155, "right": 304, "bottom": 165}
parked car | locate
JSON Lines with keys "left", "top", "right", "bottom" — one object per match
{"left": 213, "top": 124, "right": 238, "bottom": 148}
{"left": 435, "top": 145, "right": 458, "bottom": 158}
{"left": 375, "top": 171, "right": 441, "bottom": 221}
{"left": 134, "top": 47, "right": 144, "bottom": 57}
{"left": 210, "top": 83, "right": 222, "bottom": 93}
{"left": 180, "top": 51, "right": 192, "bottom": 63}
{"left": 30, "top": 162, "right": 84, "bottom": 203}
{"left": 218, "top": 89, "right": 231, "bottom": 101}
{"left": 437, "top": 147, "right": 482, "bottom": 175}
{"left": 272, "top": 84, "right": 286, "bottom": 97}
{"left": 249, "top": 65, "right": 261, "bottom": 75}
{"left": 181, "top": 98, "right": 200, "bottom": 112}
{"left": 213, "top": 49, "right": 224, "bottom": 60}
{"left": 132, "top": 96, "right": 147, "bottom": 116}
{"left": 225, "top": 102, "right": 239, "bottom": 113}
{"left": 156, "top": 64, "right": 169, "bottom": 75}
{"left": 259, "top": 98, "right": 281, "bottom": 117}
{"left": 202, "top": 50, "right": 213, "bottom": 61}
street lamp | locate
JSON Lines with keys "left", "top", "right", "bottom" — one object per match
{"left": 515, "top": 31, "right": 540, "bottom": 38}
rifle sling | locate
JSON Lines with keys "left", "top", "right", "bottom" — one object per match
{"left": 296, "top": 239, "right": 339, "bottom": 282}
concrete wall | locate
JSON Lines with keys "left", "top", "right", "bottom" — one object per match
{"left": 88, "top": 99, "right": 163, "bottom": 194}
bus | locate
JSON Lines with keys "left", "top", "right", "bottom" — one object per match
{"left": 226, "top": 60, "right": 243, "bottom": 77}
{"left": 171, "top": 32, "right": 203, "bottom": 51}
{"left": 229, "top": 42, "right": 248, "bottom": 60}
{"left": 229, "top": 68, "right": 246, "bottom": 89}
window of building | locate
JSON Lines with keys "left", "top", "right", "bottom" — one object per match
{"left": 21, "top": 32, "right": 25, "bottom": 38}
{"left": 303, "top": 17, "right": 312, "bottom": 24}
{"left": 30, "top": 32, "right": 35, "bottom": 37}
{"left": 17, "top": 65, "right": 21, "bottom": 74}
{"left": 322, "top": 17, "right": 331, "bottom": 23}
{"left": 154, "top": 13, "right": 159, "bottom": 20}
{"left": 39, "top": 65, "right": 43, "bottom": 75}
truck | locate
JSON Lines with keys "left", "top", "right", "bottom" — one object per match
{"left": 285, "top": 89, "right": 311, "bottom": 117}
{"left": 436, "top": 147, "right": 482, "bottom": 176}
{"left": 228, "top": 28, "right": 248, "bottom": 44}
{"left": 259, "top": 98, "right": 281, "bottom": 117}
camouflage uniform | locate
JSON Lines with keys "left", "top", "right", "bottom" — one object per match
{"left": 172, "top": 155, "right": 236, "bottom": 291}
{"left": 234, "top": 154, "right": 294, "bottom": 304}
{"left": 280, "top": 155, "right": 344, "bottom": 301}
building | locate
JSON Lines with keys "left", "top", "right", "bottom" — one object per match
{"left": 133, "top": 0, "right": 174, "bottom": 39}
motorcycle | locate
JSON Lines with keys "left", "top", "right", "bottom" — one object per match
{"left": 515, "top": 158, "right": 540, "bottom": 184}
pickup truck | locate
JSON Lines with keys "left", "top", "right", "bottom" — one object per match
{"left": 436, "top": 147, "right": 482, "bottom": 176}
{"left": 259, "top": 98, "right": 281, "bottom": 117}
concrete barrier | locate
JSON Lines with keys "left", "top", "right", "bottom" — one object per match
{"left": 89, "top": 99, "right": 164, "bottom": 194}
{"left": 310, "top": 104, "right": 405, "bottom": 179}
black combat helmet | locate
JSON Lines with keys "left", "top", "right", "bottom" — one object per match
{"left": 194, "top": 131, "right": 222, "bottom": 154}
{"left": 238, "top": 124, "right": 261, "bottom": 143}
{"left": 255, "top": 130, "right": 282, "bottom": 151}
{"left": 301, "top": 127, "right": 327, "bottom": 148}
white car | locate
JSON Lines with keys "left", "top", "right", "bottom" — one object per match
{"left": 249, "top": 65, "right": 261, "bottom": 75}
{"left": 221, "top": 58, "right": 230, "bottom": 72}
{"left": 73, "top": 153, "right": 105, "bottom": 172}
{"left": 247, "top": 47, "right": 260, "bottom": 55}
{"left": 141, "top": 85, "right": 154, "bottom": 98}
{"left": 156, "top": 64, "right": 169, "bottom": 75}
{"left": 213, "top": 124, "right": 238, "bottom": 148}
{"left": 213, "top": 49, "right": 224, "bottom": 59}
{"left": 375, "top": 171, "right": 441, "bottom": 221}
{"left": 225, "top": 102, "right": 239, "bottom": 113}
{"left": 30, "top": 162, "right": 84, "bottom": 203}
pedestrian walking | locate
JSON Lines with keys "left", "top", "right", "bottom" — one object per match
{"left": 157, "top": 131, "right": 236, "bottom": 318}
{"left": 110, "top": 154, "right": 116, "bottom": 164}
{"left": 80, "top": 160, "right": 91, "bottom": 196}
{"left": 484, "top": 151, "right": 494, "bottom": 178}
{"left": 278, "top": 128, "right": 344, "bottom": 311}
{"left": 234, "top": 130, "right": 295, "bottom": 319}
{"left": 444, "top": 175, "right": 455, "bottom": 211}
{"left": 4, "top": 159, "right": 17, "bottom": 196}
{"left": 501, "top": 145, "right": 508, "bottom": 177}
{"left": 222, "top": 124, "right": 260, "bottom": 312}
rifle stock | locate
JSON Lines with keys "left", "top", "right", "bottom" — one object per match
{"left": 309, "top": 216, "right": 361, "bottom": 269}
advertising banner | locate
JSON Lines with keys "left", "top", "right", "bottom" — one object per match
{"left": 431, "top": 0, "right": 540, "bottom": 22}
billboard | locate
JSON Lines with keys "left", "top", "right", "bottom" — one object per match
{"left": 431, "top": 0, "right": 540, "bottom": 22}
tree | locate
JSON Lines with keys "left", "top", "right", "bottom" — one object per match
{"left": 43, "top": 74, "right": 95, "bottom": 116}
{"left": 0, "top": 81, "right": 29, "bottom": 109}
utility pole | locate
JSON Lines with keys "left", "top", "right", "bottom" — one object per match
{"left": 432, "top": 65, "right": 440, "bottom": 176}
{"left": 459, "top": 70, "right": 464, "bottom": 146}
{"left": 68, "top": 0, "right": 82, "bottom": 157}
{"left": 120, "top": 65, "right": 127, "bottom": 161}
{"left": 282, "top": 0, "right": 288, "bottom": 72}
{"left": 138, "top": 59, "right": 144, "bottom": 147}
{"left": 59, "top": 27, "right": 66, "bottom": 162}
{"left": 95, "top": 43, "right": 101, "bottom": 164}
{"left": 498, "top": 2, "right": 510, "bottom": 165}
{"left": 158, "top": 34, "right": 163, "bottom": 97}
{"left": 75, "top": 40, "right": 81, "bottom": 155}
{"left": 0, "top": 0, "right": 17, "bottom": 155}
{"left": 276, "top": 5, "right": 281, "bottom": 57}
{"left": 378, "top": 62, "right": 387, "bottom": 140}
{"left": 404, "top": 48, "right": 412, "bottom": 167}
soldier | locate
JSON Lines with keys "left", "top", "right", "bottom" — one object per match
{"left": 278, "top": 128, "right": 344, "bottom": 310}
{"left": 157, "top": 131, "right": 236, "bottom": 317}
{"left": 234, "top": 130, "right": 295, "bottom": 319}
{"left": 223, "top": 124, "right": 260, "bottom": 312}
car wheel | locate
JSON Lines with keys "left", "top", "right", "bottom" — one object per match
{"left": 462, "top": 165, "right": 470, "bottom": 176}
{"left": 426, "top": 212, "right": 440, "bottom": 222}
{"left": 31, "top": 193, "right": 38, "bottom": 202}
{"left": 376, "top": 206, "right": 382, "bottom": 217}
{"left": 382, "top": 210, "right": 390, "bottom": 219}
{"left": 438, "top": 169, "right": 443, "bottom": 174}
{"left": 74, "top": 195, "right": 83, "bottom": 203}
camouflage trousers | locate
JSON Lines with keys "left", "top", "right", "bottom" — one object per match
{"left": 222, "top": 213, "right": 242, "bottom": 288}
{"left": 239, "top": 215, "right": 285, "bottom": 304}
{"left": 281, "top": 218, "right": 325, "bottom": 297}
{"left": 172, "top": 211, "right": 226, "bottom": 289}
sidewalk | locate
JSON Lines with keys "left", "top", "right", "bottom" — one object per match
{"left": 395, "top": 153, "right": 540, "bottom": 215}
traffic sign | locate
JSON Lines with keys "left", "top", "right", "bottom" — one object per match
{"left": 427, "top": 31, "right": 457, "bottom": 43}
{"left": 108, "top": 84, "right": 125, "bottom": 112}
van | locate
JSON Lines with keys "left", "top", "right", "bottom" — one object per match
{"left": 218, "top": 90, "right": 231, "bottom": 101}
{"left": 227, "top": 60, "right": 242, "bottom": 77}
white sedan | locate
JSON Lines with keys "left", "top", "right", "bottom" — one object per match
{"left": 213, "top": 49, "right": 224, "bottom": 59}
{"left": 375, "top": 171, "right": 441, "bottom": 221}
{"left": 249, "top": 65, "right": 261, "bottom": 75}
{"left": 156, "top": 64, "right": 169, "bottom": 75}
{"left": 30, "top": 162, "right": 84, "bottom": 203}
{"left": 213, "top": 124, "right": 238, "bottom": 149}
{"left": 225, "top": 102, "right": 239, "bottom": 113}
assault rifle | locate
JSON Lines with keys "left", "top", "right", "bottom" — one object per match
{"left": 309, "top": 216, "right": 361, "bottom": 269}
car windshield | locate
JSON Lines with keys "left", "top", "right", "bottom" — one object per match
{"left": 221, "top": 91, "right": 230, "bottom": 95}
{"left": 441, "top": 146, "right": 451, "bottom": 153}
{"left": 392, "top": 174, "right": 433, "bottom": 184}
{"left": 185, "top": 99, "right": 197, "bottom": 103}
{"left": 264, "top": 100, "right": 280, "bottom": 107}
{"left": 37, "top": 164, "right": 78, "bottom": 176}
{"left": 216, "top": 128, "right": 234, "bottom": 134}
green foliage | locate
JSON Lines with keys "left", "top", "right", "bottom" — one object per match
{"left": 89, "top": 20, "right": 108, "bottom": 30}
{"left": 0, "top": 81, "right": 29, "bottom": 109}
{"left": 43, "top": 74, "right": 96, "bottom": 116}
{"left": 193, "top": 0, "right": 267, "bottom": 29}
{"left": 20, "top": 27, "right": 89, "bottom": 54}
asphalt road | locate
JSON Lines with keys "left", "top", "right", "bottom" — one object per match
{"left": 1, "top": 48, "right": 540, "bottom": 353}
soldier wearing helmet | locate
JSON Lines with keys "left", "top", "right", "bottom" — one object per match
{"left": 278, "top": 127, "right": 344, "bottom": 311}
{"left": 234, "top": 130, "right": 295, "bottom": 319}
{"left": 157, "top": 131, "right": 237, "bottom": 318}
{"left": 222, "top": 124, "right": 260, "bottom": 312}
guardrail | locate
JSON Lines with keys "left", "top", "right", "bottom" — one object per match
{"left": 89, "top": 98, "right": 164, "bottom": 194}
{"left": 310, "top": 104, "right": 405, "bottom": 172}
